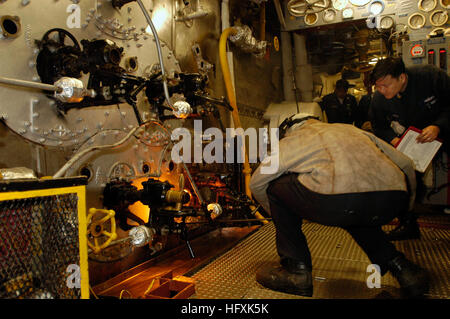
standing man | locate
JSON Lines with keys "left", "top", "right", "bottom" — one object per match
{"left": 320, "top": 79, "right": 358, "bottom": 124}
{"left": 250, "top": 115, "right": 429, "bottom": 298}
{"left": 369, "top": 57, "right": 450, "bottom": 240}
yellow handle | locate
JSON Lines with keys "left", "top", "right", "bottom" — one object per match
{"left": 87, "top": 208, "right": 117, "bottom": 254}
{"left": 219, "top": 28, "right": 268, "bottom": 224}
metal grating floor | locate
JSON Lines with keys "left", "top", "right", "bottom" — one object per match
{"left": 187, "top": 217, "right": 450, "bottom": 299}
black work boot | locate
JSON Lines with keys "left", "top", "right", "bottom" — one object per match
{"left": 385, "top": 214, "right": 420, "bottom": 241}
{"left": 387, "top": 255, "right": 429, "bottom": 298}
{"left": 256, "top": 259, "right": 313, "bottom": 297}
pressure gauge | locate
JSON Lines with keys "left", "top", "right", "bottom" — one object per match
{"left": 323, "top": 8, "right": 337, "bottom": 22}
{"left": 332, "top": 0, "right": 348, "bottom": 10}
{"left": 287, "top": 0, "right": 330, "bottom": 16}
{"left": 349, "top": 0, "right": 371, "bottom": 6}
{"left": 304, "top": 12, "right": 319, "bottom": 25}
{"left": 408, "top": 12, "right": 426, "bottom": 29}
{"left": 369, "top": 0, "right": 385, "bottom": 15}
{"left": 430, "top": 10, "right": 448, "bottom": 26}
{"left": 440, "top": 0, "right": 450, "bottom": 9}
{"left": 418, "top": 0, "right": 437, "bottom": 11}
{"left": 342, "top": 7, "right": 354, "bottom": 19}
{"left": 379, "top": 15, "right": 394, "bottom": 29}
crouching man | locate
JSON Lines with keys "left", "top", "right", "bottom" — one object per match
{"left": 250, "top": 114, "right": 429, "bottom": 298}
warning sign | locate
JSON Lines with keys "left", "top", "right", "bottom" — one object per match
{"left": 410, "top": 44, "right": 425, "bottom": 57}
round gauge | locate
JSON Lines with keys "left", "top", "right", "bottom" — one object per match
{"left": 342, "top": 7, "right": 354, "bottom": 18}
{"left": 349, "top": 0, "right": 371, "bottom": 6}
{"left": 440, "top": 0, "right": 450, "bottom": 9}
{"left": 369, "top": 1, "right": 385, "bottom": 15}
{"left": 332, "top": 0, "right": 348, "bottom": 10}
{"left": 408, "top": 12, "right": 426, "bottom": 29}
{"left": 430, "top": 10, "right": 448, "bottom": 26}
{"left": 304, "top": 12, "right": 319, "bottom": 25}
{"left": 323, "top": 8, "right": 337, "bottom": 22}
{"left": 418, "top": 0, "right": 437, "bottom": 11}
{"left": 380, "top": 15, "right": 395, "bottom": 29}
{"left": 287, "top": 0, "right": 330, "bottom": 16}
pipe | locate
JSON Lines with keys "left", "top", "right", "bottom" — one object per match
{"left": 221, "top": 0, "right": 230, "bottom": 31}
{"left": 181, "top": 161, "right": 204, "bottom": 205}
{"left": 280, "top": 31, "right": 295, "bottom": 102}
{"left": 0, "top": 76, "right": 61, "bottom": 92}
{"left": 293, "top": 33, "right": 313, "bottom": 102}
{"left": 219, "top": 27, "right": 268, "bottom": 224}
{"left": 53, "top": 125, "right": 144, "bottom": 178}
{"left": 136, "top": 0, "right": 175, "bottom": 111}
{"left": 175, "top": 10, "right": 208, "bottom": 22}
{"left": 273, "top": 0, "right": 287, "bottom": 30}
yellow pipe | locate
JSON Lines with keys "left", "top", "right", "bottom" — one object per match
{"left": 219, "top": 27, "right": 268, "bottom": 224}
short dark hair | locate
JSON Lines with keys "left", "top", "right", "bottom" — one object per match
{"left": 369, "top": 57, "right": 406, "bottom": 84}
{"left": 335, "top": 79, "right": 349, "bottom": 90}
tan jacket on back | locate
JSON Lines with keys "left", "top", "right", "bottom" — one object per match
{"left": 250, "top": 120, "right": 416, "bottom": 215}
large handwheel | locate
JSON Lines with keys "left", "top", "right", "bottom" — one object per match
{"left": 87, "top": 208, "right": 118, "bottom": 254}
{"left": 40, "top": 28, "right": 81, "bottom": 51}
{"left": 36, "top": 28, "right": 82, "bottom": 84}
{"left": 287, "top": 0, "right": 330, "bottom": 16}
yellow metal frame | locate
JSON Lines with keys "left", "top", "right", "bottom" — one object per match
{"left": 87, "top": 208, "right": 117, "bottom": 254}
{"left": 0, "top": 185, "right": 89, "bottom": 299}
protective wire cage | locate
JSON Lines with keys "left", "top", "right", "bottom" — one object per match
{"left": 0, "top": 177, "right": 89, "bottom": 299}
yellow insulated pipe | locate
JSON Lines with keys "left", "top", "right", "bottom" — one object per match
{"left": 219, "top": 27, "right": 268, "bottom": 224}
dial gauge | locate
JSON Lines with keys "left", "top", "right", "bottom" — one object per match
{"left": 430, "top": 10, "right": 448, "bottom": 26}
{"left": 287, "top": 0, "right": 330, "bottom": 16}
{"left": 349, "top": 0, "right": 371, "bottom": 6}
{"left": 323, "top": 8, "right": 337, "bottom": 22}
{"left": 418, "top": 0, "right": 437, "bottom": 11}
{"left": 408, "top": 12, "right": 426, "bottom": 29}
{"left": 369, "top": 1, "right": 385, "bottom": 15}
{"left": 332, "top": 0, "right": 348, "bottom": 10}
{"left": 342, "top": 7, "right": 354, "bottom": 18}
{"left": 440, "top": 0, "right": 450, "bottom": 9}
{"left": 380, "top": 15, "right": 395, "bottom": 29}
{"left": 304, "top": 12, "right": 319, "bottom": 25}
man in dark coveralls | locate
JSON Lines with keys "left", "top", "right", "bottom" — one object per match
{"left": 369, "top": 57, "right": 450, "bottom": 241}
{"left": 320, "top": 79, "right": 358, "bottom": 124}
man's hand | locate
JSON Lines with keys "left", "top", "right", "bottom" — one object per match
{"left": 390, "top": 137, "right": 400, "bottom": 146}
{"left": 361, "top": 121, "right": 372, "bottom": 132}
{"left": 416, "top": 125, "right": 440, "bottom": 143}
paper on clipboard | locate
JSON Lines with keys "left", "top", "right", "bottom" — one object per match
{"left": 395, "top": 127, "right": 442, "bottom": 173}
